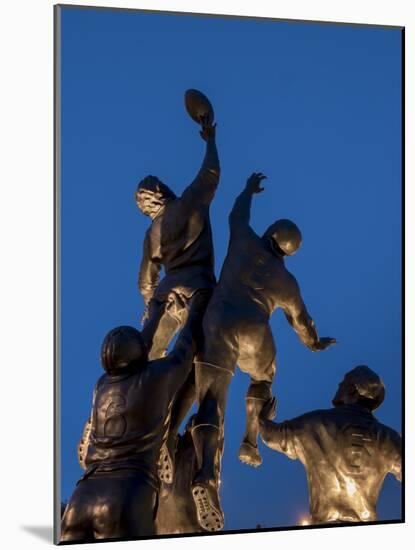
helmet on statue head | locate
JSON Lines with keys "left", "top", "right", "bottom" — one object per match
{"left": 101, "top": 326, "right": 148, "bottom": 375}
{"left": 263, "top": 219, "right": 302, "bottom": 256}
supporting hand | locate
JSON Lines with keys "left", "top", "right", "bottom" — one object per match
{"left": 245, "top": 172, "right": 267, "bottom": 194}
{"left": 199, "top": 113, "right": 217, "bottom": 141}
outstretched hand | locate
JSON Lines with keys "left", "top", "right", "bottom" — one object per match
{"left": 259, "top": 397, "right": 277, "bottom": 421}
{"left": 312, "top": 337, "right": 338, "bottom": 351}
{"left": 246, "top": 172, "right": 267, "bottom": 194}
{"left": 199, "top": 113, "right": 216, "bottom": 141}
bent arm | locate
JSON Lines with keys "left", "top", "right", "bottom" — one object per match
{"left": 181, "top": 136, "right": 220, "bottom": 207}
{"left": 388, "top": 430, "right": 402, "bottom": 482}
{"left": 391, "top": 457, "right": 402, "bottom": 482}
{"left": 259, "top": 417, "right": 298, "bottom": 460}
{"left": 284, "top": 304, "right": 319, "bottom": 350}
{"left": 282, "top": 276, "right": 325, "bottom": 351}
{"left": 151, "top": 292, "right": 206, "bottom": 398}
{"left": 138, "top": 228, "right": 162, "bottom": 305}
{"left": 165, "top": 292, "right": 206, "bottom": 395}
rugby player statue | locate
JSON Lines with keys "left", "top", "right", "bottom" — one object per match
{"left": 259, "top": 366, "right": 402, "bottom": 524}
{"left": 190, "top": 172, "right": 336, "bottom": 531}
{"left": 135, "top": 90, "right": 219, "bottom": 484}
{"left": 60, "top": 293, "right": 205, "bottom": 542}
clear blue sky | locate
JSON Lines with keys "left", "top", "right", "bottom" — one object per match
{"left": 59, "top": 6, "right": 402, "bottom": 530}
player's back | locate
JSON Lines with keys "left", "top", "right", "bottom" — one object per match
{"left": 148, "top": 197, "right": 216, "bottom": 299}
{"left": 214, "top": 228, "right": 295, "bottom": 317}
{"left": 84, "top": 366, "right": 171, "bottom": 486}
{"left": 159, "top": 195, "right": 214, "bottom": 274}
{"left": 291, "top": 405, "right": 401, "bottom": 523}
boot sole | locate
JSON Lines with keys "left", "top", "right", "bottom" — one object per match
{"left": 238, "top": 442, "right": 262, "bottom": 467}
{"left": 192, "top": 483, "right": 224, "bottom": 532}
{"left": 157, "top": 443, "right": 173, "bottom": 484}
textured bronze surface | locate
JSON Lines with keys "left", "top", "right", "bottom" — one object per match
{"left": 156, "top": 416, "right": 205, "bottom": 534}
{"left": 135, "top": 107, "right": 220, "bottom": 486}
{"left": 61, "top": 88, "right": 400, "bottom": 541}
{"left": 190, "top": 173, "right": 336, "bottom": 530}
{"left": 259, "top": 366, "right": 401, "bottom": 524}
{"left": 61, "top": 295, "right": 205, "bottom": 542}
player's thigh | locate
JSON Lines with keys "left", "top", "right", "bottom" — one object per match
{"left": 198, "top": 303, "right": 239, "bottom": 374}
{"left": 187, "top": 288, "right": 213, "bottom": 317}
{"left": 195, "top": 362, "right": 232, "bottom": 417}
{"left": 124, "top": 479, "right": 158, "bottom": 538}
{"left": 60, "top": 482, "right": 94, "bottom": 542}
{"left": 92, "top": 477, "right": 157, "bottom": 539}
{"left": 238, "top": 322, "right": 276, "bottom": 383}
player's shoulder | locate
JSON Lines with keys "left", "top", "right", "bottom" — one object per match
{"left": 147, "top": 354, "right": 176, "bottom": 380}
{"left": 281, "top": 262, "right": 299, "bottom": 283}
{"left": 288, "top": 408, "right": 330, "bottom": 428}
{"left": 144, "top": 219, "right": 157, "bottom": 240}
{"left": 375, "top": 419, "right": 401, "bottom": 446}
{"left": 277, "top": 265, "right": 301, "bottom": 300}
{"left": 92, "top": 374, "right": 108, "bottom": 400}
{"left": 231, "top": 221, "right": 260, "bottom": 242}
{"left": 95, "top": 373, "right": 107, "bottom": 390}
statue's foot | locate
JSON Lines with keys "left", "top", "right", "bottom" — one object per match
{"left": 191, "top": 479, "right": 224, "bottom": 532}
{"left": 157, "top": 437, "right": 175, "bottom": 484}
{"left": 238, "top": 440, "right": 262, "bottom": 467}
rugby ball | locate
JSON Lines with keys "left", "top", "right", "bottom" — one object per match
{"left": 184, "top": 89, "right": 214, "bottom": 124}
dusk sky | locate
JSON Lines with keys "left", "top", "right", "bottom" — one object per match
{"left": 59, "top": 6, "right": 402, "bottom": 531}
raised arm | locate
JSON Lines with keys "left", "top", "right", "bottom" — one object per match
{"left": 258, "top": 398, "right": 298, "bottom": 460}
{"left": 180, "top": 115, "right": 220, "bottom": 207}
{"left": 282, "top": 274, "right": 336, "bottom": 352}
{"left": 229, "top": 172, "right": 267, "bottom": 234}
{"left": 150, "top": 291, "right": 207, "bottom": 399}
{"left": 138, "top": 226, "right": 162, "bottom": 318}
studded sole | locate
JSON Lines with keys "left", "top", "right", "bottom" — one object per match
{"left": 192, "top": 483, "right": 224, "bottom": 532}
{"left": 157, "top": 443, "right": 173, "bottom": 484}
{"left": 238, "top": 442, "right": 262, "bottom": 467}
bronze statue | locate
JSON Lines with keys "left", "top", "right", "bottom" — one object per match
{"left": 60, "top": 293, "right": 206, "bottom": 542}
{"left": 191, "top": 173, "right": 336, "bottom": 531}
{"left": 136, "top": 112, "right": 219, "bottom": 359}
{"left": 155, "top": 415, "right": 203, "bottom": 535}
{"left": 259, "top": 366, "right": 402, "bottom": 524}
{"left": 135, "top": 94, "right": 220, "bottom": 483}
{"left": 156, "top": 413, "right": 226, "bottom": 535}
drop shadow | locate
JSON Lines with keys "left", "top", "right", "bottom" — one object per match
{"left": 21, "top": 525, "right": 54, "bottom": 543}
